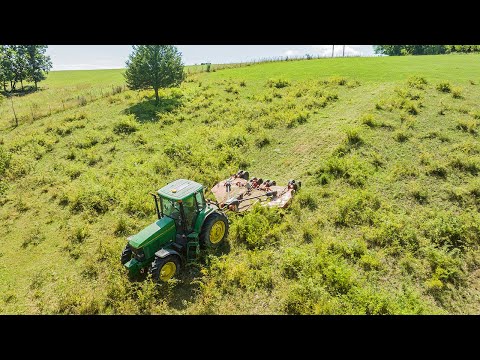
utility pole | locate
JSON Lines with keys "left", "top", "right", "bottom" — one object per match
{"left": 332, "top": 45, "right": 335, "bottom": 57}
{"left": 343, "top": 45, "right": 346, "bottom": 57}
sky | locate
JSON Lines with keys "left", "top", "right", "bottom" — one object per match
{"left": 46, "top": 45, "right": 376, "bottom": 71}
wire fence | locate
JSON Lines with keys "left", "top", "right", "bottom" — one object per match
{"left": 1, "top": 84, "right": 129, "bottom": 128}
{"left": 185, "top": 53, "right": 379, "bottom": 75}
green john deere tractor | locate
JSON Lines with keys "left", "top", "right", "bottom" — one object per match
{"left": 121, "top": 179, "right": 228, "bottom": 282}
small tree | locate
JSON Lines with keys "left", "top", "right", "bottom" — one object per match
{"left": 124, "top": 45, "right": 184, "bottom": 103}
{"left": 25, "top": 45, "right": 52, "bottom": 90}
{"left": 0, "top": 47, "right": 5, "bottom": 91}
{"left": 13, "top": 45, "right": 28, "bottom": 91}
{"left": 0, "top": 46, "right": 16, "bottom": 92}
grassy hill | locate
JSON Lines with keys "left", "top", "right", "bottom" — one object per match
{"left": 1, "top": 54, "right": 480, "bottom": 314}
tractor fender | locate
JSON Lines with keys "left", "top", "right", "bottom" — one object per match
{"left": 155, "top": 248, "right": 181, "bottom": 260}
{"left": 204, "top": 210, "right": 226, "bottom": 223}
{"left": 195, "top": 207, "right": 215, "bottom": 229}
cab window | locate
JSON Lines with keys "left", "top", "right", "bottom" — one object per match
{"left": 195, "top": 191, "right": 205, "bottom": 211}
{"left": 182, "top": 195, "right": 197, "bottom": 233}
{"left": 162, "top": 198, "right": 181, "bottom": 220}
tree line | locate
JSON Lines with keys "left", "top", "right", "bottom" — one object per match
{"left": 0, "top": 45, "right": 52, "bottom": 93}
{"left": 374, "top": 45, "right": 480, "bottom": 56}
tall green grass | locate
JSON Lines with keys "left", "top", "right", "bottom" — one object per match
{"left": 1, "top": 54, "right": 480, "bottom": 314}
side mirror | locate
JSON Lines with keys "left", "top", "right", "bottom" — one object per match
{"left": 150, "top": 193, "right": 161, "bottom": 219}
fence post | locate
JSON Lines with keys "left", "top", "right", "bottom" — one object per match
{"left": 10, "top": 96, "right": 18, "bottom": 127}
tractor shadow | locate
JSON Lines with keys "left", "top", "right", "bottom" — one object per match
{"left": 127, "top": 271, "right": 149, "bottom": 283}
{"left": 126, "top": 242, "right": 231, "bottom": 311}
{"left": 167, "top": 241, "right": 232, "bottom": 311}
{"left": 124, "top": 94, "right": 183, "bottom": 123}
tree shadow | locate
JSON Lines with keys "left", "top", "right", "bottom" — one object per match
{"left": 1, "top": 86, "right": 43, "bottom": 97}
{"left": 124, "top": 94, "right": 183, "bottom": 123}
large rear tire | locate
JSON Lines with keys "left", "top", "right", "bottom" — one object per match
{"left": 120, "top": 243, "right": 133, "bottom": 265}
{"left": 200, "top": 212, "right": 229, "bottom": 248}
{"left": 149, "top": 255, "right": 181, "bottom": 282}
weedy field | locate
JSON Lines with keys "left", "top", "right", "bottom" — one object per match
{"left": 1, "top": 54, "right": 480, "bottom": 314}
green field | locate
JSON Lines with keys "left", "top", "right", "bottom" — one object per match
{"left": 1, "top": 54, "right": 480, "bottom": 314}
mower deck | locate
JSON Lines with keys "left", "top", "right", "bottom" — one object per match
{"left": 210, "top": 173, "right": 299, "bottom": 212}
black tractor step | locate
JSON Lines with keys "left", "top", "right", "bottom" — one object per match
{"left": 171, "top": 242, "right": 183, "bottom": 251}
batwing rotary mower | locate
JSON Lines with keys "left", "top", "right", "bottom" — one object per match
{"left": 121, "top": 171, "right": 301, "bottom": 281}
{"left": 211, "top": 170, "right": 301, "bottom": 213}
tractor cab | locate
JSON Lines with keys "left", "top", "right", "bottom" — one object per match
{"left": 153, "top": 179, "right": 206, "bottom": 235}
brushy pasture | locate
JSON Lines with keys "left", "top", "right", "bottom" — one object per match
{"left": 1, "top": 55, "right": 480, "bottom": 314}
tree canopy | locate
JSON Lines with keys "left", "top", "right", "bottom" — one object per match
{"left": 0, "top": 45, "right": 52, "bottom": 92}
{"left": 25, "top": 45, "right": 52, "bottom": 90}
{"left": 374, "top": 45, "right": 480, "bottom": 56}
{"left": 124, "top": 45, "right": 185, "bottom": 103}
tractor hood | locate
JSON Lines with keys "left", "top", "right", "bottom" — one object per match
{"left": 128, "top": 216, "right": 175, "bottom": 249}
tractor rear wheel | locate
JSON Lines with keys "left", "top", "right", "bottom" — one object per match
{"left": 120, "top": 243, "right": 133, "bottom": 265}
{"left": 149, "top": 255, "right": 181, "bottom": 282}
{"left": 200, "top": 212, "right": 229, "bottom": 248}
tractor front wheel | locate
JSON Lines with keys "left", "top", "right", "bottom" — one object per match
{"left": 121, "top": 243, "right": 133, "bottom": 265}
{"left": 149, "top": 255, "right": 181, "bottom": 282}
{"left": 200, "top": 212, "right": 229, "bottom": 248}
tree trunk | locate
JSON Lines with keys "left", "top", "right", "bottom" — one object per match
{"left": 154, "top": 87, "right": 159, "bottom": 103}
{"left": 21, "top": 79, "right": 24, "bottom": 91}
{"left": 35, "top": 80, "right": 38, "bottom": 91}
{"left": 2, "top": 81, "right": 6, "bottom": 92}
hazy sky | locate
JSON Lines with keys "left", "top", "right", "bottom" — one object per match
{"left": 47, "top": 45, "right": 376, "bottom": 71}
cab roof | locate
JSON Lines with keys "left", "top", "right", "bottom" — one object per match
{"left": 158, "top": 179, "right": 203, "bottom": 201}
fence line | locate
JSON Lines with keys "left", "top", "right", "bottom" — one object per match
{"left": 186, "top": 54, "right": 379, "bottom": 75}
{"left": 5, "top": 84, "right": 128, "bottom": 127}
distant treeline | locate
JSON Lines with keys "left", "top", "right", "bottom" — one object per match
{"left": 187, "top": 46, "right": 480, "bottom": 75}
{"left": 374, "top": 45, "right": 480, "bottom": 56}
{"left": 0, "top": 45, "right": 52, "bottom": 93}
